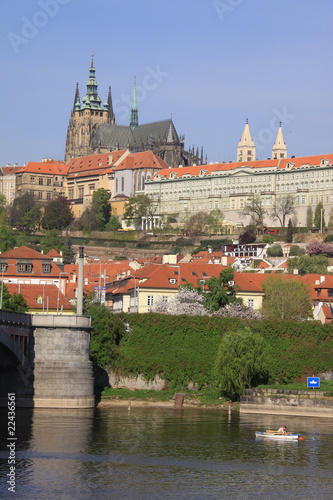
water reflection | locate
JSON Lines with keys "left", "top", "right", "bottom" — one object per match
{"left": 0, "top": 407, "right": 332, "bottom": 499}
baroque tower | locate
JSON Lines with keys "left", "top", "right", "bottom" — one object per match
{"left": 65, "top": 54, "right": 114, "bottom": 161}
{"left": 237, "top": 119, "right": 256, "bottom": 162}
{"left": 272, "top": 122, "right": 287, "bottom": 159}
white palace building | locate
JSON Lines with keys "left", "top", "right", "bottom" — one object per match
{"left": 145, "top": 120, "right": 333, "bottom": 229}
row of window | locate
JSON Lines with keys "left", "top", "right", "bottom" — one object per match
{"left": 147, "top": 294, "right": 254, "bottom": 309}
{"left": 30, "top": 176, "right": 62, "bottom": 186}
{"left": 0, "top": 263, "right": 52, "bottom": 273}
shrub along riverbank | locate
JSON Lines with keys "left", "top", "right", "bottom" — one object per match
{"left": 90, "top": 308, "right": 333, "bottom": 401}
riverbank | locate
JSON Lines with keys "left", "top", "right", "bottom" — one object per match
{"left": 96, "top": 387, "right": 238, "bottom": 410}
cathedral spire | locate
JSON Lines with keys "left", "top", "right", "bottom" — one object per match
{"left": 272, "top": 122, "right": 287, "bottom": 159}
{"left": 130, "top": 77, "right": 138, "bottom": 131}
{"left": 107, "top": 86, "right": 115, "bottom": 124}
{"left": 81, "top": 52, "right": 102, "bottom": 109}
{"left": 237, "top": 118, "right": 256, "bottom": 162}
{"left": 73, "top": 82, "right": 80, "bottom": 113}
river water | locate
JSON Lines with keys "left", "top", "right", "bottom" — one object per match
{"left": 0, "top": 406, "right": 332, "bottom": 499}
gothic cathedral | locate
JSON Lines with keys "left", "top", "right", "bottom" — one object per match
{"left": 65, "top": 56, "right": 203, "bottom": 168}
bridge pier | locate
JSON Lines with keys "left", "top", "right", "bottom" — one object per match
{"left": 31, "top": 315, "right": 94, "bottom": 408}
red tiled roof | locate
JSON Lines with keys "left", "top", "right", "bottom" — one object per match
{"left": 6, "top": 283, "right": 72, "bottom": 311}
{"left": 46, "top": 249, "right": 62, "bottom": 257}
{"left": 16, "top": 161, "right": 68, "bottom": 175}
{"left": 0, "top": 246, "right": 52, "bottom": 260}
{"left": 152, "top": 154, "right": 333, "bottom": 180}
{"left": 2, "top": 166, "right": 22, "bottom": 174}
{"left": 113, "top": 151, "right": 169, "bottom": 171}
{"left": 67, "top": 151, "right": 127, "bottom": 176}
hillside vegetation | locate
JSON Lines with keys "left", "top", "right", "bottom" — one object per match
{"left": 105, "top": 314, "right": 333, "bottom": 392}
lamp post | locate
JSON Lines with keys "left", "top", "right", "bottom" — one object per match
{"left": 94, "top": 258, "right": 102, "bottom": 302}
{"left": 57, "top": 272, "right": 66, "bottom": 315}
{"left": 0, "top": 267, "right": 4, "bottom": 310}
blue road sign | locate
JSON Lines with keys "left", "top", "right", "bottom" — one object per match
{"left": 307, "top": 377, "right": 320, "bottom": 388}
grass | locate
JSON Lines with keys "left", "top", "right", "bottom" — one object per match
{"left": 98, "top": 387, "right": 229, "bottom": 407}
{"left": 257, "top": 380, "right": 333, "bottom": 392}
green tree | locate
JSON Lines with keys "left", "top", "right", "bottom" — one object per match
{"left": 0, "top": 225, "right": 17, "bottom": 252}
{"left": 42, "top": 196, "right": 73, "bottom": 230}
{"left": 10, "top": 192, "right": 41, "bottom": 231}
{"left": 306, "top": 205, "right": 313, "bottom": 229}
{"left": 204, "top": 268, "right": 240, "bottom": 312}
{"left": 266, "top": 243, "right": 283, "bottom": 257}
{"left": 1, "top": 283, "right": 28, "bottom": 312}
{"left": 287, "top": 254, "right": 329, "bottom": 275}
{"left": 85, "top": 303, "right": 127, "bottom": 368}
{"left": 105, "top": 215, "right": 122, "bottom": 231}
{"left": 62, "top": 234, "right": 74, "bottom": 264}
{"left": 286, "top": 218, "right": 293, "bottom": 243}
{"left": 206, "top": 209, "right": 224, "bottom": 235}
{"left": 289, "top": 245, "right": 305, "bottom": 256}
{"left": 124, "top": 194, "right": 157, "bottom": 230}
{"left": 261, "top": 275, "right": 312, "bottom": 321}
{"left": 91, "top": 188, "right": 111, "bottom": 230}
{"left": 0, "top": 194, "right": 7, "bottom": 226}
{"left": 42, "top": 229, "right": 62, "bottom": 253}
{"left": 240, "top": 195, "right": 266, "bottom": 233}
{"left": 213, "top": 327, "right": 269, "bottom": 400}
{"left": 314, "top": 202, "right": 325, "bottom": 230}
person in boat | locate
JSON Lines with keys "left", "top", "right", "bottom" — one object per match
{"left": 277, "top": 426, "right": 287, "bottom": 434}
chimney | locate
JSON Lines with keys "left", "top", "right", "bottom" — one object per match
{"left": 222, "top": 256, "right": 228, "bottom": 266}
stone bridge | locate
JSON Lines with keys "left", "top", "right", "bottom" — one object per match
{"left": 0, "top": 311, "right": 94, "bottom": 408}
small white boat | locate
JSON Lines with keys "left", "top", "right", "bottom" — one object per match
{"left": 255, "top": 431, "right": 301, "bottom": 441}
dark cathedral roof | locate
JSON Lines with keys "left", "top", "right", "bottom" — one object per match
{"left": 92, "top": 119, "right": 180, "bottom": 150}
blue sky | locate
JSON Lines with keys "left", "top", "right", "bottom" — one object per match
{"left": 1, "top": 0, "right": 333, "bottom": 166}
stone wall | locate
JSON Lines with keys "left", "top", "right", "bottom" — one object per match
{"left": 107, "top": 371, "right": 166, "bottom": 391}
{"left": 240, "top": 388, "right": 333, "bottom": 418}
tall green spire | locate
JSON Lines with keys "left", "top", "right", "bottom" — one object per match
{"left": 81, "top": 52, "right": 102, "bottom": 110}
{"left": 130, "top": 77, "right": 138, "bottom": 131}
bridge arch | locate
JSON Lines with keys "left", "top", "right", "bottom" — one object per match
{"left": 0, "top": 329, "right": 23, "bottom": 363}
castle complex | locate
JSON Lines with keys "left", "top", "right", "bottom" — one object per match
{"left": 65, "top": 56, "right": 203, "bottom": 168}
